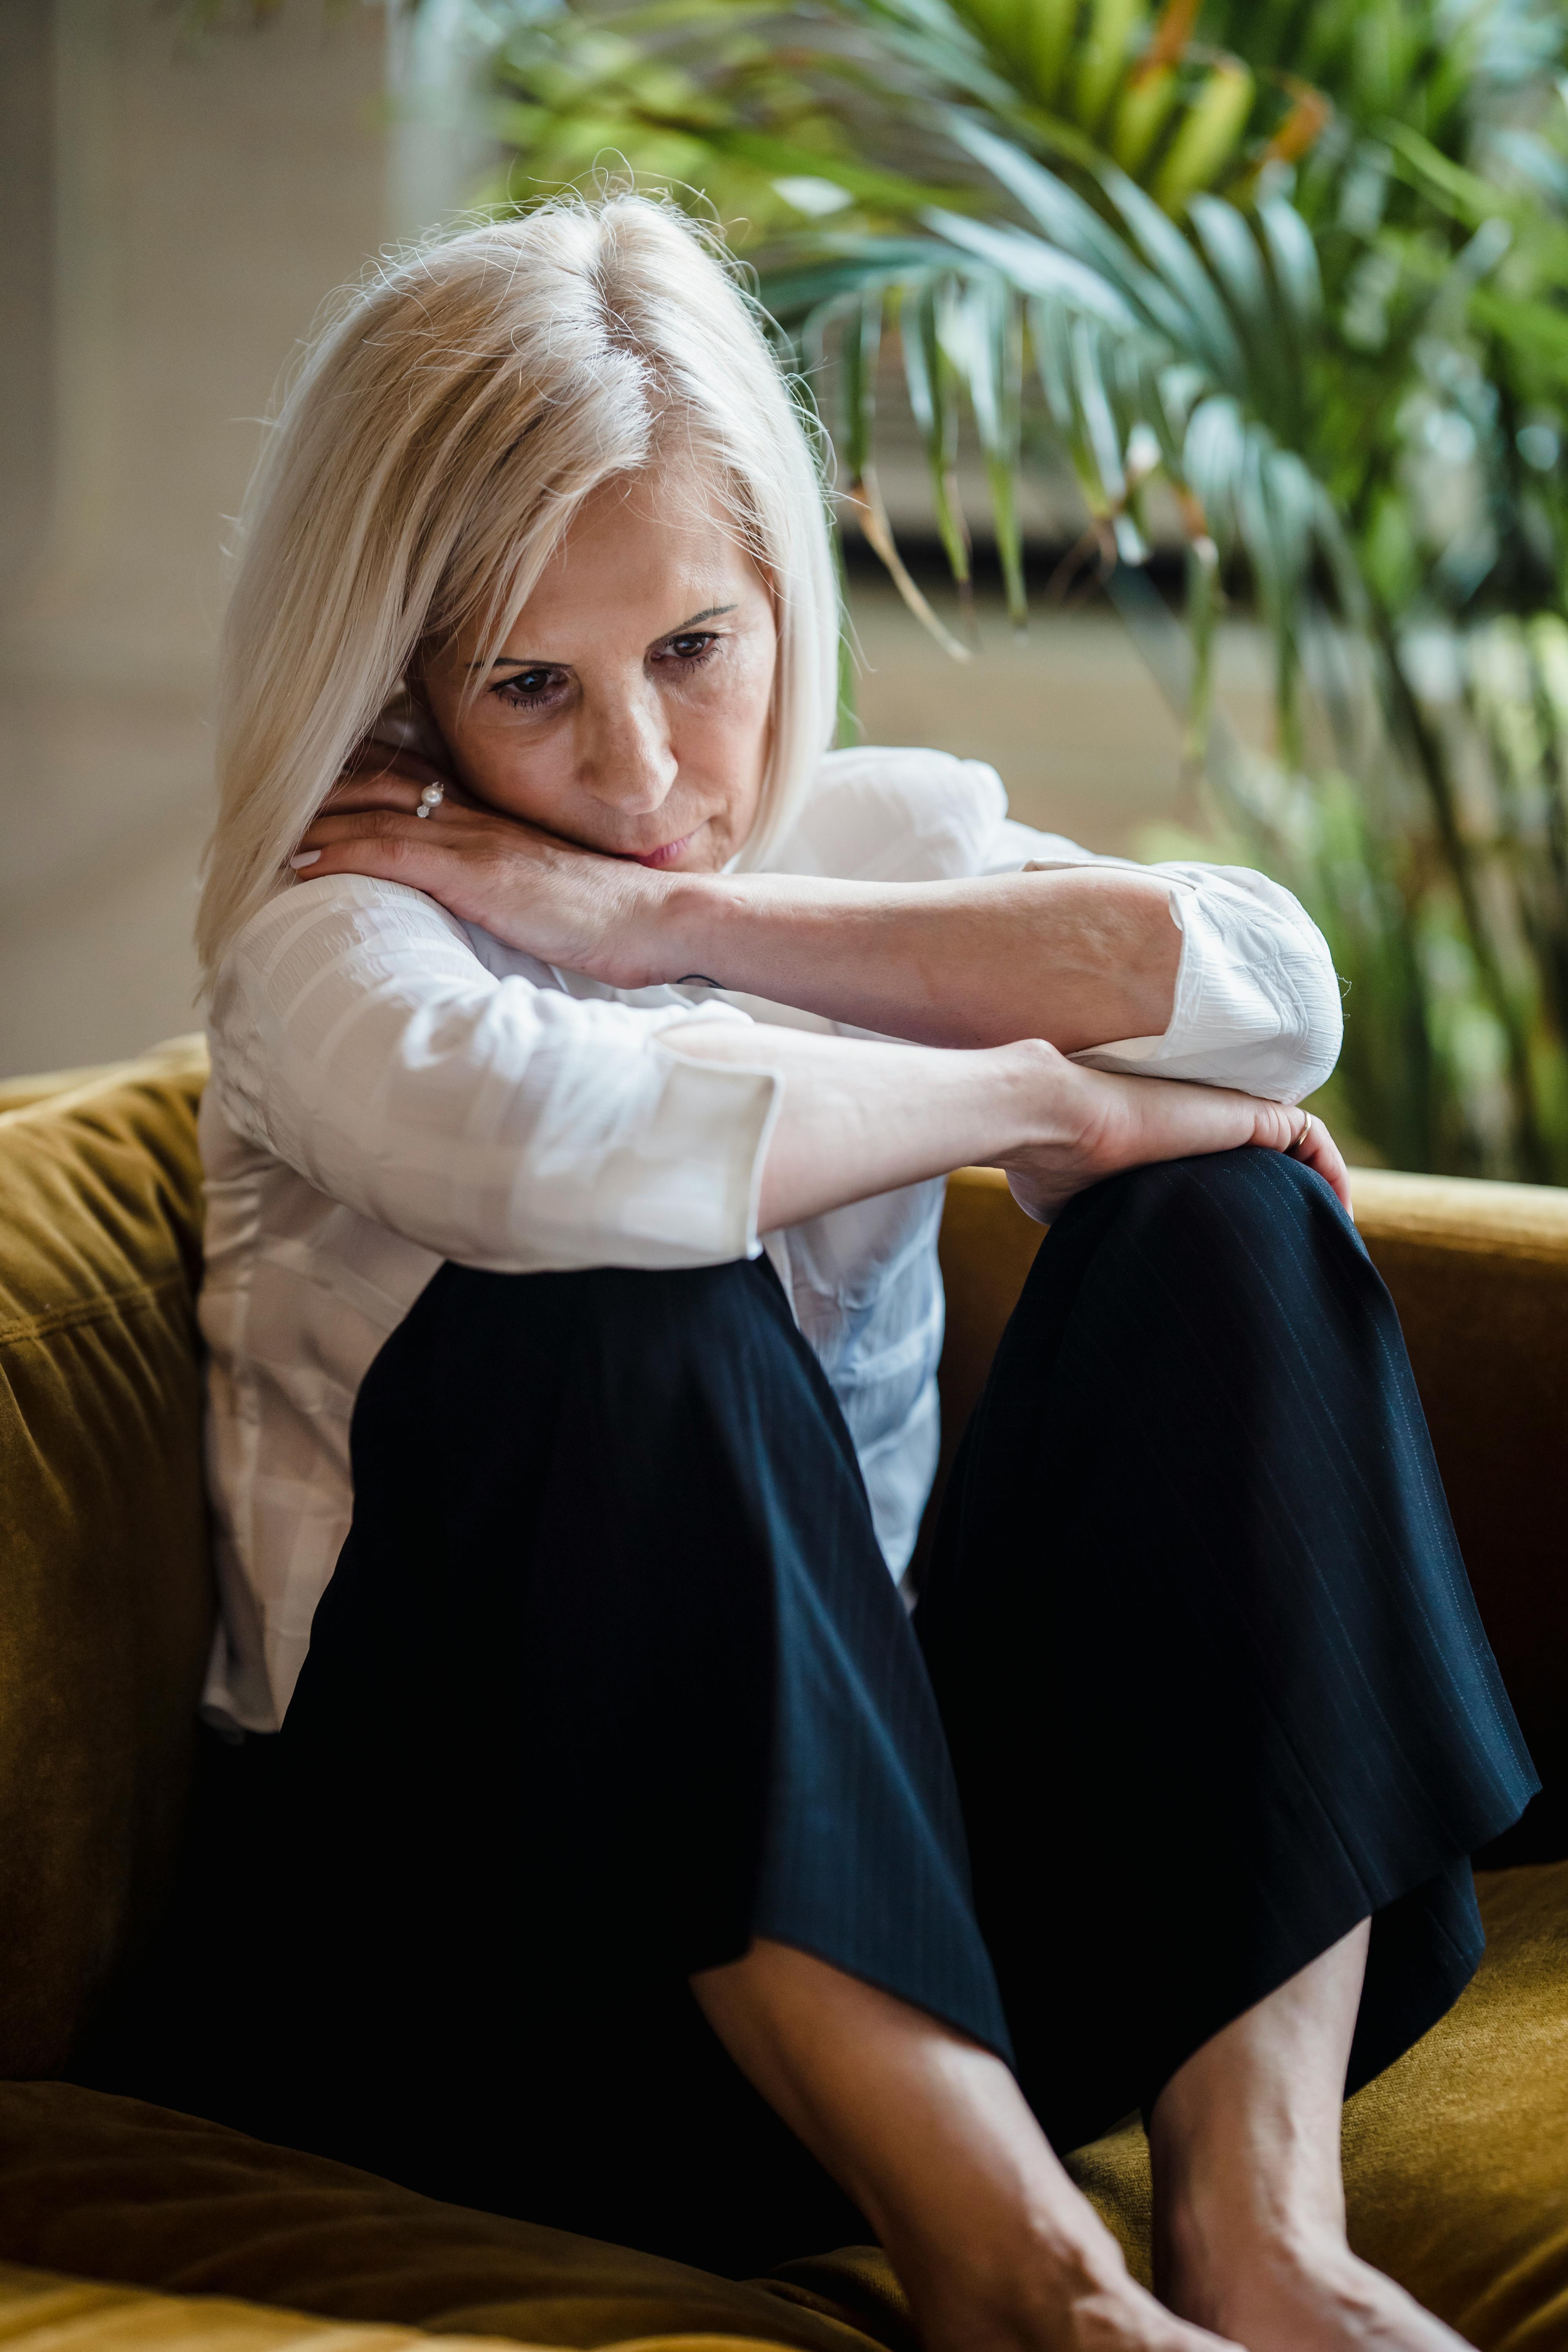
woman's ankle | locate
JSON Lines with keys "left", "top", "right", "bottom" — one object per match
{"left": 882, "top": 2177, "right": 1141, "bottom": 2352}
{"left": 897, "top": 2234, "right": 1123, "bottom": 2352}
{"left": 1156, "top": 2183, "right": 1352, "bottom": 2333}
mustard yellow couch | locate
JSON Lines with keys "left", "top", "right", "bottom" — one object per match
{"left": 1, "top": 1039, "right": 1566, "bottom": 2352}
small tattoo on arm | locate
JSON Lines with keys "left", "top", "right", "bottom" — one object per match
{"left": 677, "top": 973, "right": 722, "bottom": 988}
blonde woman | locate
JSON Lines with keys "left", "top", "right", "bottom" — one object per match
{"left": 129, "top": 198, "right": 1530, "bottom": 2352}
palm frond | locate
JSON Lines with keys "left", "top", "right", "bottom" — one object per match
{"left": 475, "top": 0, "right": 1568, "bottom": 1180}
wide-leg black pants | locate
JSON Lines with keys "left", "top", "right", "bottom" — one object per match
{"left": 98, "top": 1149, "right": 1537, "bottom": 2280}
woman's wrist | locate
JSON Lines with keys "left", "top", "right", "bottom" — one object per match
{"left": 986, "top": 1036, "right": 1080, "bottom": 1158}
{"left": 637, "top": 868, "right": 737, "bottom": 991}
{"left": 590, "top": 866, "right": 729, "bottom": 991}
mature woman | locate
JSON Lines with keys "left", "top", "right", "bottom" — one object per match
{"left": 174, "top": 196, "right": 1531, "bottom": 2352}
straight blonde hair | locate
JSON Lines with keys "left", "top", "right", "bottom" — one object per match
{"left": 196, "top": 194, "right": 840, "bottom": 981}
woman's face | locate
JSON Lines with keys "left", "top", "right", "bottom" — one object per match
{"left": 419, "top": 466, "right": 778, "bottom": 873}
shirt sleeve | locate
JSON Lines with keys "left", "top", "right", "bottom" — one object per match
{"left": 788, "top": 748, "right": 1343, "bottom": 1103}
{"left": 993, "top": 830, "right": 1344, "bottom": 1105}
{"left": 205, "top": 876, "right": 782, "bottom": 1273}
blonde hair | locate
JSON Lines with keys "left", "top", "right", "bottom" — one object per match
{"left": 195, "top": 194, "right": 839, "bottom": 980}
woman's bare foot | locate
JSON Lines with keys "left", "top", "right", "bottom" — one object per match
{"left": 1150, "top": 1924, "right": 1472, "bottom": 2350}
{"left": 906, "top": 2227, "right": 1242, "bottom": 2352}
{"left": 693, "top": 1940, "right": 1242, "bottom": 2352}
{"left": 887, "top": 2185, "right": 1243, "bottom": 2352}
{"left": 1161, "top": 2227, "right": 1470, "bottom": 2351}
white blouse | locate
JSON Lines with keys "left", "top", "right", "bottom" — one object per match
{"left": 198, "top": 746, "right": 1343, "bottom": 1733}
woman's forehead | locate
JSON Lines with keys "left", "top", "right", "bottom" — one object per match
{"left": 496, "top": 481, "right": 765, "bottom": 644}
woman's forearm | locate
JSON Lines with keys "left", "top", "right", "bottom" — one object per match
{"left": 664, "top": 1020, "right": 1341, "bottom": 1232}
{"left": 665, "top": 1024, "right": 1049, "bottom": 1230}
{"left": 650, "top": 866, "right": 1180, "bottom": 1053}
{"left": 293, "top": 754, "right": 1180, "bottom": 1055}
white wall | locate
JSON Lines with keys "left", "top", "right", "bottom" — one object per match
{"left": 0, "top": 0, "right": 390, "bottom": 1073}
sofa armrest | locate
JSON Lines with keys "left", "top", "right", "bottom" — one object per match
{"left": 1346, "top": 1170, "right": 1568, "bottom": 1860}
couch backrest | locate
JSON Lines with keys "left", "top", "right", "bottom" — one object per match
{"left": 0, "top": 1042, "right": 213, "bottom": 2076}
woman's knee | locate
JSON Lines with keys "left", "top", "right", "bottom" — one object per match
{"left": 338, "top": 1252, "right": 846, "bottom": 1613}
{"left": 348, "top": 1248, "right": 859, "bottom": 1562}
{"left": 301, "top": 1252, "right": 820, "bottom": 1764}
{"left": 1054, "top": 1143, "right": 1365, "bottom": 1314}
{"left": 1084, "top": 1139, "right": 1342, "bottom": 1234}
{"left": 979, "top": 1144, "right": 1391, "bottom": 1439}
{"left": 406, "top": 1251, "right": 790, "bottom": 1389}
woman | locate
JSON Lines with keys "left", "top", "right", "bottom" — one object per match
{"left": 183, "top": 195, "right": 1533, "bottom": 2352}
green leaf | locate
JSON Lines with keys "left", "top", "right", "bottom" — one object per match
{"left": 922, "top": 206, "right": 1148, "bottom": 330}
{"left": 901, "top": 276, "right": 975, "bottom": 589}
{"left": 957, "top": 276, "right": 1028, "bottom": 620}
{"left": 1149, "top": 58, "right": 1254, "bottom": 212}
{"left": 1098, "top": 162, "right": 1246, "bottom": 385}
{"left": 1256, "top": 194, "right": 1321, "bottom": 331}
{"left": 1073, "top": 0, "right": 1145, "bottom": 137}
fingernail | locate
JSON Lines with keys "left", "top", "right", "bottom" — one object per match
{"left": 290, "top": 850, "right": 321, "bottom": 868}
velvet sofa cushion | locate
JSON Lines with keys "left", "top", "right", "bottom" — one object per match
{"left": 0, "top": 2263, "right": 531, "bottom": 2352}
{"left": 0, "top": 1863, "right": 1563, "bottom": 2352}
{"left": 0, "top": 1039, "right": 214, "bottom": 2076}
{"left": 0, "top": 2084, "right": 890, "bottom": 2352}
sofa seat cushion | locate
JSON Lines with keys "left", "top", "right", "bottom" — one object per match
{"left": 0, "top": 2085, "right": 890, "bottom": 2352}
{"left": 0, "top": 2261, "right": 534, "bottom": 2352}
{"left": 2, "top": 1864, "right": 1563, "bottom": 2352}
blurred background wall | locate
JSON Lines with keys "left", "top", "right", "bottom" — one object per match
{"left": 0, "top": 0, "right": 390, "bottom": 1073}
{"left": 0, "top": 0, "right": 1230, "bottom": 1078}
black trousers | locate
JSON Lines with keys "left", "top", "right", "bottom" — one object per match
{"left": 93, "top": 1149, "right": 1536, "bottom": 2280}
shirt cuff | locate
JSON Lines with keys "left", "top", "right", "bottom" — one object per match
{"left": 646, "top": 1031, "right": 783, "bottom": 1263}
{"left": 1065, "top": 875, "right": 1340, "bottom": 1101}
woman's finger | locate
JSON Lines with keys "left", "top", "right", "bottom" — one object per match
{"left": 324, "top": 762, "right": 466, "bottom": 816}
{"left": 320, "top": 774, "right": 434, "bottom": 818}
{"left": 289, "top": 806, "right": 462, "bottom": 877}
{"left": 1289, "top": 1111, "right": 1353, "bottom": 1214}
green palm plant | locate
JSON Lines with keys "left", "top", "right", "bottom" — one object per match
{"left": 479, "top": 0, "right": 1568, "bottom": 1180}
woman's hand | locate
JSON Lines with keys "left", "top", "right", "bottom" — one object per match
{"left": 290, "top": 747, "right": 672, "bottom": 984}
{"left": 997, "top": 1047, "right": 1352, "bottom": 1221}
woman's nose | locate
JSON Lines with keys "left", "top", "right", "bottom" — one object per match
{"left": 579, "top": 682, "right": 677, "bottom": 813}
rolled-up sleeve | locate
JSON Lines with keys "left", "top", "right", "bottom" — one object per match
{"left": 979, "top": 805, "right": 1343, "bottom": 1104}
{"left": 785, "top": 750, "right": 1344, "bottom": 1102}
{"left": 1059, "top": 862, "right": 1341, "bottom": 1102}
{"left": 207, "top": 876, "right": 781, "bottom": 1272}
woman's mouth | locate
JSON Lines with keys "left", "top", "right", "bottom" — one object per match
{"left": 624, "top": 830, "right": 698, "bottom": 869}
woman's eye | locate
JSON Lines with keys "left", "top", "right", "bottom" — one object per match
{"left": 494, "top": 668, "right": 565, "bottom": 707}
{"left": 659, "top": 632, "right": 719, "bottom": 667}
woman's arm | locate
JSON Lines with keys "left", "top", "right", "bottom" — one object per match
{"left": 208, "top": 875, "right": 1347, "bottom": 1284}
{"left": 295, "top": 768, "right": 1174, "bottom": 1051}
{"left": 295, "top": 754, "right": 1341, "bottom": 1097}
{"left": 662, "top": 1019, "right": 1348, "bottom": 1227}
{"left": 652, "top": 866, "right": 1179, "bottom": 1054}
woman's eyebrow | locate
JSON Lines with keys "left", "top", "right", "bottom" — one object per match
{"left": 474, "top": 604, "right": 738, "bottom": 671}
{"left": 664, "top": 604, "right": 737, "bottom": 631}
